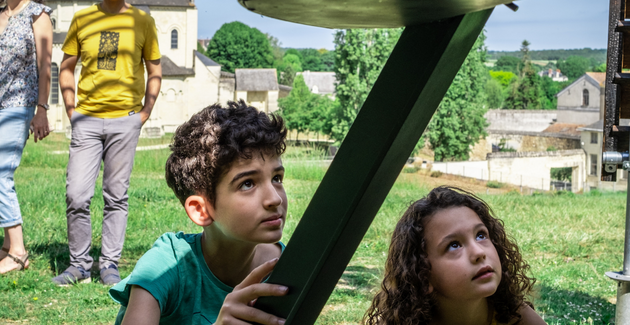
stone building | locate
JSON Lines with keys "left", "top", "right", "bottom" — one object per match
{"left": 577, "top": 120, "right": 628, "bottom": 191}
{"left": 234, "top": 69, "right": 280, "bottom": 114}
{"left": 556, "top": 72, "right": 605, "bottom": 125}
{"left": 45, "top": 0, "right": 281, "bottom": 136}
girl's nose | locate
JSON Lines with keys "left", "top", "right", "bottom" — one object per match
{"left": 470, "top": 242, "right": 487, "bottom": 263}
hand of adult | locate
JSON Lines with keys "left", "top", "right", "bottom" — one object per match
{"left": 215, "top": 258, "right": 288, "bottom": 325}
{"left": 30, "top": 108, "right": 49, "bottom": 143}
{"left": 139, "top": 109, "right": 150, "bottom": 125}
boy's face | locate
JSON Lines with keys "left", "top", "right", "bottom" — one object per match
{"left": 208, "top": 151, "right": 287, "bottom": 244}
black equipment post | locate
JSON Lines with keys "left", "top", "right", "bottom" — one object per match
{"left": 254, "top": 9, "right": 493, "bottom": 325}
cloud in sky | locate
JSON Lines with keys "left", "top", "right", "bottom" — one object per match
{"left": 196, "top": 0, "right": 609, "bottom": 52}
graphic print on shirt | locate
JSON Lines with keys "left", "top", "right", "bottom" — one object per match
{"left": 98, "top": 31, "right": 119, "bottom": 70}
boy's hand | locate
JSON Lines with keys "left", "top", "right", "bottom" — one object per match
{"left": 215, "top": 258, "right": 288, "bottom": 325}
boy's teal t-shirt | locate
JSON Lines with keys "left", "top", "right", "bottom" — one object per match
{"left": 109, "top": 232, "right": 285, "bottom": 324}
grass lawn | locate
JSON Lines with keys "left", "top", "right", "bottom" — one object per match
{"left": 0, "top": 133, "right": 623, "bottom": 324}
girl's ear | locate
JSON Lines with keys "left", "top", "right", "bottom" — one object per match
{"left": 184, "top": 195, "right": 215, "bottom": 227}
{"left": 427, "top": 282, "right": 434, "bottom": 294}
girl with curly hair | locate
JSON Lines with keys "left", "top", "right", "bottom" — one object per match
{"left": 365, "top": 186, "right": 546, "bottom": 325}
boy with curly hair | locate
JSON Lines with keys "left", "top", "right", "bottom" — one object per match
{"left": 109, "top": 101, "right": 289, "bottom": 325}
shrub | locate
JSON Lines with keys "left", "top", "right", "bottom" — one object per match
{"left": 402, "top": 166, "right": 420, "bottom": 174}
{"left": 486, "top": 181, "right": 505, "bottom": 188}
{"left": 430, "top": 171, "right": 443, "bottom": 178}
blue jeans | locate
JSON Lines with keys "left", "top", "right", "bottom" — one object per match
{"left": 0, "top": 106, "right": 34, "bottom": 228}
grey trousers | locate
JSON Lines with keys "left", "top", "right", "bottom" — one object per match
{"left": 66, "top": 111, "right": 142, "bottom": 271}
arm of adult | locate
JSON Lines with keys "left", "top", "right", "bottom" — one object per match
{"left": 31, "top": 9, "right": 52, "bottom": 143}
{"left": 139, "top": 59, "right": 161, "bottom": 125}
{"left": 59, "top": 53, "right": 78, "bottom": 119}
{"left": 516, "top": 304, "right": 548, "bottom": 325}
{"left": 120, "top": 285, "right": 161, "bottom": 325}
{"left": 215, "top": 258, "right": 288, "bottom": 325}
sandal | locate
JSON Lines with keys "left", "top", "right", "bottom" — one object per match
{"left": 0, "top": 252, "right": 29, "bottom": 273}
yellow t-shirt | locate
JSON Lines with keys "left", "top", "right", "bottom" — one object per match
{"left": 62, "top": 4, "right": 161, "bottom": 118}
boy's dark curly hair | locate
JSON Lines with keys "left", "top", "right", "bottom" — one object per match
{"left": 364, "top": 186, "right": 534, "bottom": 325}
{"left": 165, "top": 100, "right": 287, "bottom": 205}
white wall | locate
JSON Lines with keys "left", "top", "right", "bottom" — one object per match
{"left": 485, "top": 110, "right": 556, "bottom": 132}
{"left": 487, "top": 150, "right": 585, "bottom": 192}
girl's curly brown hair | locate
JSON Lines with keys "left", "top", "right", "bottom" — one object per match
{"left": 364, "top": 186, "right": 534, "bottom": 325}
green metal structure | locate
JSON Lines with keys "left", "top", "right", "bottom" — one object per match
{"left": 237, "top": 1, "right": 514, "bottom": 324}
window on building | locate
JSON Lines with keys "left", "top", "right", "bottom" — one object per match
{"left": 590, "top": 154, "right": 598, "bottom": 176}
{"left": 591, "top": 132, "right": 598, "bottom": 144}
{"left": 50, "top": 63, "right": 59, "bottom": 104}
{"left": 583, "top": 89, "right": 589, "bottom": 107}
{"left": 171, "top": 29, "right": 178, "bottom": 49}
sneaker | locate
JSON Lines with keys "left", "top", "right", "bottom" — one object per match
{"left": 100, "top": 264, "right": 121, "bottom": 286}
{"left": 51, "top": 266, "right": 91, "bottom": 286}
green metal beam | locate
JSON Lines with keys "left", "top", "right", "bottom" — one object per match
{"left": 255, "top": 9, "right": 493, "bottom": 325}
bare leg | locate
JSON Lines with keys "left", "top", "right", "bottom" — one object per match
{"left": 0, "top": 228, "right": 10, "bottom": 260}
{"left": 0, "top": 225, "right": 28, "bottom": 273}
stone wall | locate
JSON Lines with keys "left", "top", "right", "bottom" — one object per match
{"left": 485, "top": 110, "right": 556, "bottom": 132}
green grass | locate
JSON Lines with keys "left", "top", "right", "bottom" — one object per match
{"left": 0, "top": 134, "right": 623, "bottom": 324}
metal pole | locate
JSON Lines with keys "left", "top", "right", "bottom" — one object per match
{"left": 606, "top": 132, "right": 630, "bottom": 325}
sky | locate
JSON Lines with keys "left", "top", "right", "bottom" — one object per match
{"left": 195, "top": 0, "right": 609, "bottom": 52}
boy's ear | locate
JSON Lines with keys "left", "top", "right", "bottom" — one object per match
{"left": 184, "top": 195, "right": 215, "bottom": 227}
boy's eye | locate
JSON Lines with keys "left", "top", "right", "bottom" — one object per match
{"left": 240, "top": 180, "right": 254, "bottom": 190}
{"left": 447, "top": 241, "right": 461, "bottom": 251}
{"left": 476, "top": 231, "right": 488, "bottom": 241}
{"left": 273, "top": 174, "right": 283, "bottom": 183}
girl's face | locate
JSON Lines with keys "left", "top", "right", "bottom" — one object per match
{"left": 424, "top": 206, "right": 502, "bottom": 302}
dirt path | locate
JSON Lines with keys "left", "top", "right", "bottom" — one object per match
{"left": 399, "top": 169, "right": 521, "bottom": 195}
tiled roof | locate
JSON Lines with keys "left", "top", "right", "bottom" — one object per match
{"left": 194, "top": 51, "right": 220, "bottom": 67}
{"left": 161, "top": 55, "right": 194, "bottom": 76}
{"left": 298, "top": 71, "right": 336, "bottom": 94}
{"left": 586, "top": 72, "right": 606, "bottom": 87}
{"left": 235, "top": 69, "right": 279, "bottom": 91}
{"left": 542, "top": 123, "right": 584, "bottom": 137}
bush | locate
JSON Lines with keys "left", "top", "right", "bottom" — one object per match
{"left": 486, "top": 181, "right": 505, "bottom": 188}
{"left": 430, "top": 171, "right": 443, "bottom": 178}
{"left": 402, "top": 166, "right": 420, "bottom": 174}
{"left": 546, "top": 146, "right": 558, "bottom": 151}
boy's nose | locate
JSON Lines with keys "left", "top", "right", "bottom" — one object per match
{"left": 263, "top": 183, "right": 283, "bottom": 208}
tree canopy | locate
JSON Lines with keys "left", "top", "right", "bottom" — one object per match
{"left": 206, "top": 21, "right": 274, "bottom": 73}
{"left": 423, "top": 31, "right": 489, "bottom": 161}
{"left": 278, "top": 75, "right": 335, "bottom": 137}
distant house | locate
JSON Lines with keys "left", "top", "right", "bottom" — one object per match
{"left": 297, "top": 71, "right": 336, "bottom": 98}
{"left": 577, "top": 120, "right": 628, "bottom": 191}
{"left": 538, "top": 68, "right": 568, "bottom": 82}
{"left": 556, "top": 72, "right": 605, "bottom": 125}
{"left": 235, "top": 69, "right": 280, "bottom": 114}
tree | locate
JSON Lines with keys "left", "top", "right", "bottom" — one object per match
{"left": 503, "top": 40, "right": 544, "bottom": 110}
{"left": 485, "top": 78, "right": 503, "bottom": 109}
{"left": 319, "top": 50, "right": 335, "bottom": 71}
{"left": 332, "top": 28, "right": 402, "bottom": 143}
{"left": 423, "top": 31, "right": 489, "bottom": 161}
{"left": 206, "top": 21, "right": 274, "bottom": 73}
{"left": 558, "top": 55, "right": 591, "bottom": 79}
{"left": 279, "top": 75, "right": 335, "bottom": 138}
{"left": 299, "top": 49, "right": 322, "bottom": 71}
{"left": 277, "top": 53, "right": 302, "bottom": 86}
{"left": 197, "top": 42, "right": 206, "bottom": 54}
{"left": 494, "top": 55, "right": 521, "bottom": 74}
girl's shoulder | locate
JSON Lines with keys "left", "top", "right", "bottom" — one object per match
{"left": 26, "top": 1, "right": 52, "bottom": 18}
{"left": 501, "top": 305, "right": 546, "bottom": 325}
